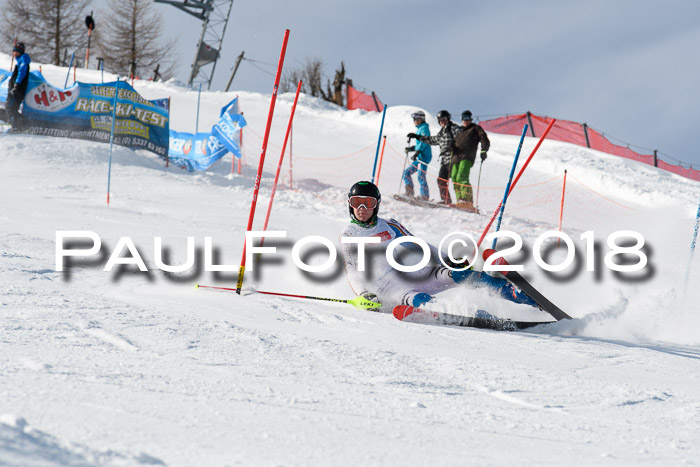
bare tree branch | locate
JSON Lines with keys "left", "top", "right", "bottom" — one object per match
{"left": 94, "top": 0, "right": 178, "bottom": 79}
{"left": 1, "top": 0, "right": 92, "bottom": 65}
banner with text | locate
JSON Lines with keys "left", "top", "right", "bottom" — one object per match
{"left": 18, "top": 71, "right": 169, "bottom": 156}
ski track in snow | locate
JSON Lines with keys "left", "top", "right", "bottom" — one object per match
{"left": 1, "top": 59, "right": 699, "bottom": 465}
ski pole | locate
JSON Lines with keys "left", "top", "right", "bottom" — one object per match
{"left": 684, "top": 195, "right": 700, "bottom": 294}
{"left": 475, "top": 160, "right": 483, "bottom": 211}
{"left": 196, "top": 284, "right": 382, "bottom": 310}
{"left": 397, "top": 136, "right": 411, "bottom": 195}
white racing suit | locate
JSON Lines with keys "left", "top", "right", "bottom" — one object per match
{"left": 340, "top": 217, "right": 537, "bottom": 310}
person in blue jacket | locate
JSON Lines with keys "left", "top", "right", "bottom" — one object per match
{"left": 5, "top": 42, "right": 31, "bottom": 130}
{"left": 402, "top": 111, "right": 432, "bottom": 199}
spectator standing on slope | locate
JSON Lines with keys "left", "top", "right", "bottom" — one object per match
{"left": 5, "top": 42, "right": 31, "bottom": 130}
{"left": 408, "top": 110, "right": 459, "bottom": 204}
{"left": 402, "top": 110, "right": 432, "bottom": 199}
{"left": 452, "top": 110, "right": 490, "bottom": 212}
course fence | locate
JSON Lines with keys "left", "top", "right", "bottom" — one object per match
{"left": 242, "top": 124, "right": 638, "bottom": 240}
{"left": 479, "top": 112, "right": 700, "bottom": 182}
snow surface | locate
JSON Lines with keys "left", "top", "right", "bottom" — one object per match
{"left": 2, "top": 56, "right": 700, "bottom": 466}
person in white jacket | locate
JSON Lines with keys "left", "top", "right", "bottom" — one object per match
{"left": 340, "top": 181, "right": 536, "bottom": 311}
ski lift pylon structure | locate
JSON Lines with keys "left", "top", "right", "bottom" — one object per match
{"left": 154, "top": 0, "right": 234, "bottom": 89}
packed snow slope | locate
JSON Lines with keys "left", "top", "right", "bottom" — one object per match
{"left": 2, "top": 58, "right": 700, "bottom": 466}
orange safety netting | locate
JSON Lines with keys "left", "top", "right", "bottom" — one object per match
{"left": 347, "top": 84, "right": 383, "bottom": 112}
{"left": 479, "top": 112, "right": 700, "bottom": 182}
{"left": 239, "top": 125, "right": 639, "bottom": 238}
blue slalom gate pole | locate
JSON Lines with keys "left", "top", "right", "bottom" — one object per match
{"left": 64, "top": 52, "right": 75, "bottom": 89}
{"left": 492, "top": 124, "right": 529, "bottom": 250}
{"left": 371, "top": 104, "right": 388, "bottom": 183}
{"left": 106, "top": 78, "right": 120, "bottom": 206}
{"left": 684, "top": 195, "right": 700, "bottom": 293}
{"left": 195, "top": 83, "right": 202, "bottom": 134}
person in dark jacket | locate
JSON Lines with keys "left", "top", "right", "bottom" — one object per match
{"left": 408, "top": 110, "right": 460, "bottom": 204}
{"left": 5, "top": 42, "right": 31, "bottom": 130}
{"left": 452, "top": 110, "right": 489, "bottom": 211}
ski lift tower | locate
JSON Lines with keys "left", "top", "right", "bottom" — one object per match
{"left": 154, "top": 0, "right": 234, "bottom": 89}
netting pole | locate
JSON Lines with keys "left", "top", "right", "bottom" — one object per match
{"left": 557, "top": 170, "right": 568, "bottom": 247}
{"left": 106, "top": 78, "right": 120, "bottom": 206}
{"left": 195, "top": 83, "right": 202, "bottom": 134}
{"left": 64, "top": 52, "right": 75, "bottom": 89}
{"left": 166, "top": 97, "right": 171, "bottom": 168}
{"left": 526, "top": 111, "right": 536, "bottom": 137}
{"left": 478, "top": 119, "right": 556, "bottom": 248}
{"left": 375, "top": 136, "right": 387, "bottom": 185}
{"left": 235, "top": 29, "right": 290, "bottom": 295}
{"left": 261, "top": 80, "right": 302, "bottom": 245}
{"left": 491, "top": 124, "right": 529, "bottom": 250}
{"left": 370, "top": 104, "right": 388, "bottom": 183}
{"left": 238, "top": 112, "right": 244, "bottom": 174}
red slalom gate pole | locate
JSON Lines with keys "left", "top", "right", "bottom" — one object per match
{"left": 476, "top": 118, "right": 557, "bottom": 248}
{"left": 261, "top": 80, "right": 302, "bottom": 244}
{"left": 235, "top": 29, "right": 290, "bottom": 294}
{"left": 557, "top": 169, "right": 568, "bottom": 247}
{"left": 375, "top": 135, "right": 387, "bottom": 184}
{"left": 288, "top": 122, "right": 294, "bottom": 189}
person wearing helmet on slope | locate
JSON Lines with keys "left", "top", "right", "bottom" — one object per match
{"left": 4, "top": 42, "right": 31, "bottom": 131}
{"left": 340, "top": 181, "right": 537, "bottom": 311}
{"left": 452, "top": 110, "right": 490, "bottom": 212}
{"left": 407, "top": 110, "right": 460, "bottom": 205}
{"left": 402, "top": 110, "right": 432, "bottom": 199}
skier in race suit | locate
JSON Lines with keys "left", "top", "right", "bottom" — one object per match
{"left": 340, "top": 181, "right": 537, "bottom": 310}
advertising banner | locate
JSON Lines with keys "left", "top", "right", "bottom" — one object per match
{"left": 19, "top": 73, "right": 169, "bottom": 156}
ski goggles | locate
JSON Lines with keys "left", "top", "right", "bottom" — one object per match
{"left": 349, "top": 196, "right": 378, "bottom": 210}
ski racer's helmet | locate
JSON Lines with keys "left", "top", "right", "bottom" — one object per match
{"left": 461, "top": 110, "right": 473, "bottom": 121}
{"left": 436, "top": 110, "right": 451, "bottom": 121}
{"left": 411, "top": 111, "right": 426, "bottom": 122}
{"left": 348, "top": 181, "right": 381, "bottom": 226}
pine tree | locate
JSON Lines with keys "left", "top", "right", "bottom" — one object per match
{"left": 95, "top": 0, "right": 177, "bottom": 79}
{"left": 1, "top": 0, "right": 92, "bottom": 65}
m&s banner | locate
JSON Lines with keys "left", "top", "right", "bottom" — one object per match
{"left": 20, "top": 72, "right": 169, "bottom": 156}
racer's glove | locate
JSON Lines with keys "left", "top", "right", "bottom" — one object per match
{"left": 480, "top": 150, "right": 488, "bottom": 162}
{"left": 360, "top": 291, "right": 382, "bottom": 312}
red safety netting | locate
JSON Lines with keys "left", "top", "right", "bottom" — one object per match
{"left": 347, "top": 84, "right": 383, "bottom": 112}
{"left": 479, "top": 112, "right": 700, "bottom": 182}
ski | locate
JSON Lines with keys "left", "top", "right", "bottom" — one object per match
{"left": 393, "top": 194, "right": 480, "bottom": 213}
{"left": 393, "top": 305, "right": 553, "bottom": 331}
{"left": 482, "top": 249, "right": 571, "bottom": 321}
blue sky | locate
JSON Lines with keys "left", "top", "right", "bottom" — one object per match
{"left": 98, "top": 0, "right": 700, "bottom": 169}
